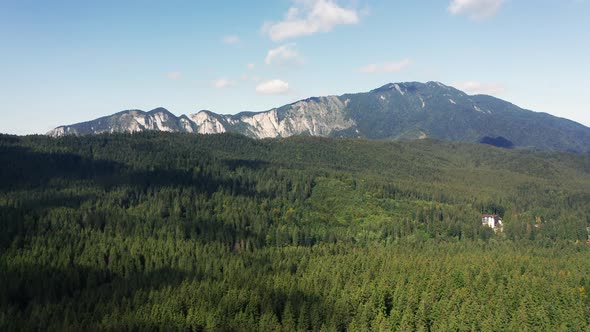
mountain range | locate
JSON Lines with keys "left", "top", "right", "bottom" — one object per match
{"left": 47, "top": 81, "right": 590, "bottom": 152}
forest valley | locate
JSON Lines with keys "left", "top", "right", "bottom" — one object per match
{"left": 1, "top": 132, "right": 589, "bottom": 331}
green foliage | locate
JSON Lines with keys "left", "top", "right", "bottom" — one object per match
{"left": 1, "top": 132, "right": 590, "bottom": 330}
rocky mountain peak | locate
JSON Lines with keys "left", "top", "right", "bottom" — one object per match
{"left": 46, "top": 82, "right": 590, "bottom": 152}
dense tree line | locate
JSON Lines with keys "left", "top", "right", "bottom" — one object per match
{"left": 0, "top": 132, "right": 589, "bottom": 330}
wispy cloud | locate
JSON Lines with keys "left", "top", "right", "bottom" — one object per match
{"left": 212, "top": 79, "right": 237, "bottom": 89}
{"left": 448, "top": 0, "right": 504, "bottom": 20}
{"left": 265, "top": 43, "right": 303, "bottom": 66}
{"left": 358, "top": 59, "right": 414, "bottom": 74}
{"left": 262, "top": 0, "right": 359, "bottom": 42}
{"left": 256, "top": 79, "right": 290, "bottom": 95}
{"left": 453, "top": 81, "right": 506, "bottom": 95}
{"left": 246, "top": 63, "right": 255, "bottom": 70}
{"left": 240, "top": 74, "right": 262, "bottom": 83}
{"left": 166, "top": 72, "right": 182, "bottom": 80}
{"left": 222, "top": 35, "right": 241, "bottom": 45}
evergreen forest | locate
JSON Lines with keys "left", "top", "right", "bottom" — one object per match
{"left": 1, "top": 132, "right": 590, "bottom": 331}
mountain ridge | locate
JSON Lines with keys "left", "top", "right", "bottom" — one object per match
{"left": 47, "top": 81, "right": 590, "bottom": 152}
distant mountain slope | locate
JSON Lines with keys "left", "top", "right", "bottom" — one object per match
{"left": 47, "top": 81, "right": 590, "bottom": 152}
{"left": 47, "top": 108, "right": 196, "bottom": 136}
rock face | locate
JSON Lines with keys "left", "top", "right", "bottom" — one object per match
{"left": 47, "top": 108, "right": 195, "bottom": 136}
{"left": 47, "top": 81, "right": 590, "bottom": 152}
{"left": 49, "top": 96, "right": 355, "bottom": 139}
{"left": 235, "top": 95, "right": 354, "bottom": 138}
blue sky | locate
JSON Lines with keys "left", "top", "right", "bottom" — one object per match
{"left": 1, "top": 0, "right": 589, "bottom": 134}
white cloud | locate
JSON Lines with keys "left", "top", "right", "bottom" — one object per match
{"left": 212, "top": 79, "right": 237, "bottom": 89}
{"left": 265, "top": 43, "right": 303, "bottom": 66}
{"left": 256, "top": 79, "right": 290, "bottom": 95}
{"left": 222, "top": 35, "right": 241, "bottom": 45}
{"left": 453, "top": 81, "right": 506, "bottom": 95}
{"left": 247, "top": 63, "right": 255, "bottom": 70}
{"left": 167, "top": 72, "right": 181, "bottom": 80}
{"left": 262, "top": 0, "right": 359, "bottom": 41}
{"left": 448, "top": 0, "right": 504, "bottom": 20}
{"left": 359, "top": 59, "right": 414, "bottom": 74}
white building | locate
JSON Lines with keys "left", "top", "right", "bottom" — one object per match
{"left": 482, "top": 214, "right": 503, "bottom": 232}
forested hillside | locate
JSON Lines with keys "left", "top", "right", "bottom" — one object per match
{"left": 1, "top": 132, "right": 590, "bottom": 331}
